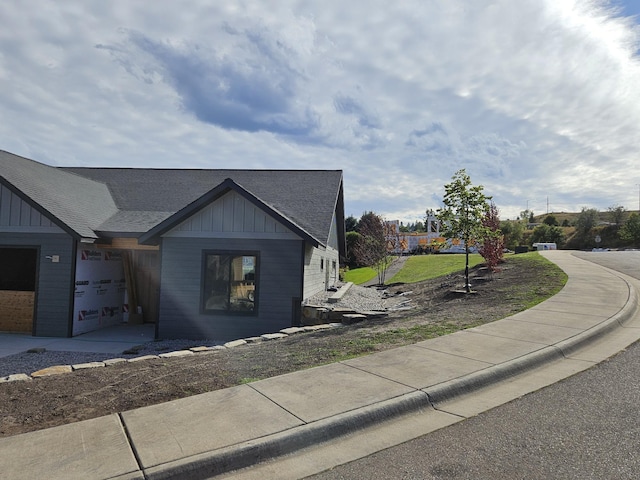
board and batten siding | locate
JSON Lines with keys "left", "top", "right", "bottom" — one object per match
{"left": 0, "top": 232, "right": 75, "bottom": 337}
{"left": 158, "top": 237, "right": 304, "bottom": 340}
{"left": 0, "top": 183, "right": 64, "bottom": 232}
{"left": 165, "top": 190, "right": 300, "bottom": 239}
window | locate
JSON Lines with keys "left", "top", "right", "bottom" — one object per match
{"left": 202, "top": 252, "right": 258, "bottom": 314}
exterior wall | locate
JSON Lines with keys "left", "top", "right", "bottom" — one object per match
{"left": 158, "top": 191, "right": 339, "bottom": 339}
{"left": 0, "top": 233, "right": 75, "bottom": 337}
{"left": 1, "top": 182, "right": 76, "bottom": 336}
{"left": 302, "top": 244, "right": 339, "bottom": 301}
{"left": 157, "top": 237, "right": 304, "bottom": 340}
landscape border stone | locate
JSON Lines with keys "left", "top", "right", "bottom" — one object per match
{"left": 72, "top": 362, "right": 106, "bottom": 370}
{"left": 0, "top": 321, "right": 347, "bottom": 382}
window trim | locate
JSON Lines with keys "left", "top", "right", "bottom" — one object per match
{"left": 200, "top": 250, "right": 259, "bottom": 316}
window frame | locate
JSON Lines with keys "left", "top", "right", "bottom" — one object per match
{"left": 200, "top": 250, "right": 259, "bottom": 316}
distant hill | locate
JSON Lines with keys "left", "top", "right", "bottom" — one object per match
{"left": 531, "top": 210, "right": 639, "bottom": 226}
{"left": 526, "top": 210, "right": 639, "bottom": 250}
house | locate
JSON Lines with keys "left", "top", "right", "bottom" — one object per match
{"left": 0, "top": 150, "right": 345, "bottom": 340}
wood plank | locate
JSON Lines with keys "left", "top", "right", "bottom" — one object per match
{"left": 96, "top": 238, "right": 159, "bottom": 251}
{"left": 0, "top": 290, "right": 34, "bottom": 332}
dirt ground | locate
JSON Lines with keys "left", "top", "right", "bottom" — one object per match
{"left": 0, "top": 255, "right": 565, "bottom": 438}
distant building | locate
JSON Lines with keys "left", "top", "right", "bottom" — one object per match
{"left": 387, "top": 212, "right": 470, "bottom": 254}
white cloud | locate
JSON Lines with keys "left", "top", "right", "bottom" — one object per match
{"left": 1, "top": 0, "right": 640, "bottom": 223}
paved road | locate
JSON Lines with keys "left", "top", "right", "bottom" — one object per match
{"left": 572, "top": 250, "right": 640, "bottom": 277}
{"left": 309, "top": 252, "right": 640, "bottom": 480}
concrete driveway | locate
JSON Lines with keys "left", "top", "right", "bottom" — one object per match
{"left": 0, "top": 324, "right": 155, "bottom": 359}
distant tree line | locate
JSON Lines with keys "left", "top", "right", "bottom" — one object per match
{"left": 498, "top": 204, "right": 640, "bottom": 250}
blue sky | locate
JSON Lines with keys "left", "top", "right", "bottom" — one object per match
{"left": 619, "top": 0, "right": 640, "bottom": 19}
{"left": 1, "top": 1, "right": 640, "bottom": 223}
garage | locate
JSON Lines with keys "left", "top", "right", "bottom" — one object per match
{"left": 0, "top": 247, "right": 37, "bottom": 333}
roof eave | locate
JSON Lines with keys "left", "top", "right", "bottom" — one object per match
{"left": 0, "top": 176, "right": 90, "bottom": 241}
{"left": 138, "top": 178, "right": 322, "bottom": 247}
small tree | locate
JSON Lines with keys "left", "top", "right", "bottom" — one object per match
{"left": 345, "top": 215, "right": 359, "bottom": 232}
{"left": 607, "top": 205, "right": 627, "bottom": 226}
{"left": 576, "top": 207, "right": 599, "bottom": 235}
{"left": 479, "top": 202, "right": 504, "bottom": 273}
{"left": 619, "top": 213, "right": 640, "bottom": 246}
{"left": 500, "top": 219, "right": 524, "bottom": 250}
{"left": 437, "top": 169, "right": 492, "bottom": 292}
{"left": 543, "top": 215, "right": 558, "bottom": 226}
{"left": 345, "top": 231, "right": 362, "bottom": 268}
{"left": 353, "top": 212, "right": 397, "bottom": 285}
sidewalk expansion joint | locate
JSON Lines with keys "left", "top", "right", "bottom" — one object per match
{"left": 118, "top": 412, "right": 146, "bottom": 478}
{"left": 247, "top": 384, "right": 306, "bottom": 424}
{"left": 337, "top": 361, "right": 421, "bottom": 390}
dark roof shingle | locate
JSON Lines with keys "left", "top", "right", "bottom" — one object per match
{"left": 0, "top": 150, "right": 118, "bottom": 239}
{"left": 0, "top": 150, "right": 343, "bottom": 249}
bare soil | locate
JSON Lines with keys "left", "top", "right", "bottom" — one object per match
{"left": 0, "top": 256, "right": 564, "bottom": 438}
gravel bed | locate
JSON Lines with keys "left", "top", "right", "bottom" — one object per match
{"left": 0, "top": 351, "right": 118, "bottom": 378}
{"left": 1, "top": 284, "right": 389, "bottom": 378}
{"left": 305, "top": 283, "right": 387, "bottom": 311}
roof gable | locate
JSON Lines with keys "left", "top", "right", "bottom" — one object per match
{"left": 0, "top": 150, "right": 118, "bottom": 239}
{"left": 138, "top": 178, "right": 321, "bottom": 246}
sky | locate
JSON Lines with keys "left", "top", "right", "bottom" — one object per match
{"left": 1, "top": 1, "right": 640, "bottom": 224}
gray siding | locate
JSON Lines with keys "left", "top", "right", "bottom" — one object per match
{"left": 0, "top": 183, "right": 63, "bottom": 232}
{"left": 0, "top": 232, "right": 75, "bottom": 336}
{"left": 158, "top": 237, "right": 304, "bottom": 340}
{"left": 166, "top": 191, "right": 298, "bottom": 239}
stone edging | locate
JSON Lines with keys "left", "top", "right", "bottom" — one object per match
{"left": 0, "top": 323, "right": 346, "bottom": 383}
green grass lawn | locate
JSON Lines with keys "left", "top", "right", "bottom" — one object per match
{"left": 388, "top": 254, "right": 484, "bottom": 284}
{"left": 344, "top": 252, "right": 566, "bottom": 290}
{"left": 342, "top": 266, "right": 378, "bottom": 284}
{"left": 344, "top": 253, "right": 484, "bottom": 285}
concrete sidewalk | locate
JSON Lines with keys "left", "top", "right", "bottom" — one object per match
{"left": 2, "top": 251, "right": 640, "bottom": 480}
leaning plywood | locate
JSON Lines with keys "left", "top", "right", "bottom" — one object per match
{"left": 0, "top": 290, "right": 34, "bottom": 332}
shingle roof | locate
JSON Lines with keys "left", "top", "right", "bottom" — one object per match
{"left": 0, "top": 150, "right": 118, "bottom": 239}
{"left": 62, "top": 167, "right": 344, "bottom": 247}
{"left": 0, "top": 150, "right": 343, "bottom": 251}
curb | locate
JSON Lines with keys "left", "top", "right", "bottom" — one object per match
{"left": 430, "top": 267, "right": 640, "bottom": 405}
{"left": 143, "top": 391, "right": 432, "bottom": 480}
{"left": 144, "top": 266, "right": 640, "bottom": 479}
{"left": 556, "top": 271, "right": 639, "bottom": 357}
